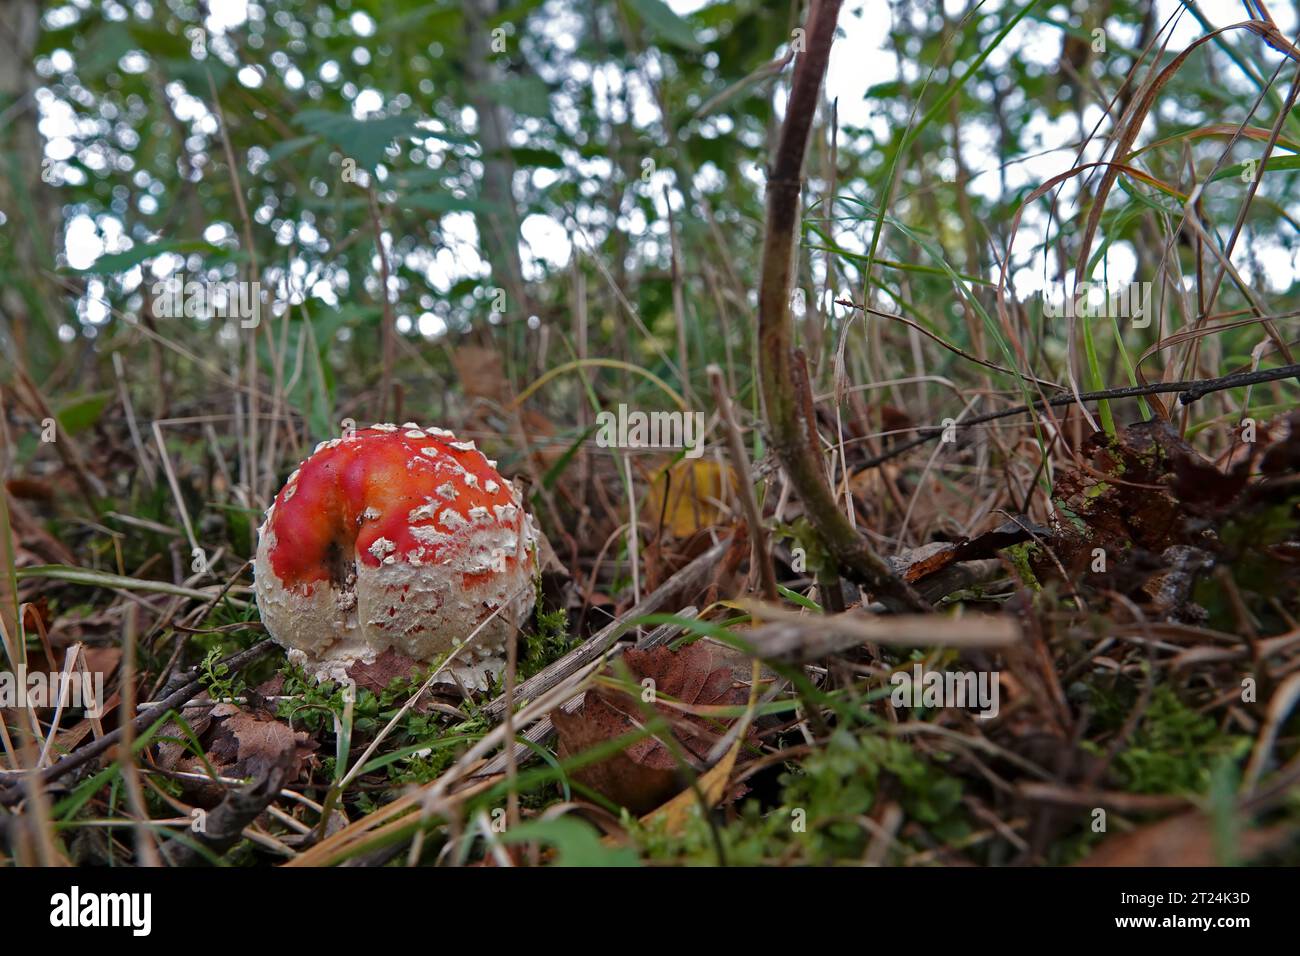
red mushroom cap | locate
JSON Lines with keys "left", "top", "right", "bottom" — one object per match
{"left": 254, "top": 423, "right": 537, "bottom": 684}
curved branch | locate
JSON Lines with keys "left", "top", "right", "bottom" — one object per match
{"left": 757, "top": 0, "right": 928, "bottom": 611}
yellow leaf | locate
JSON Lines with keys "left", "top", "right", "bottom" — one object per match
{"left": 639, "top": 733, "right": 742, "bottom": 836}
{"left": 644, "top": 459, "right": 737, "bottom": 537}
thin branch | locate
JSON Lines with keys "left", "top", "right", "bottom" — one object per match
{"left": 0, "top": 640, "right": 276, "bottom": 807}
{"left": 756, "top": 0, "right": 927, "bottom": 611}
{"left": 709, "top": 364, "right": 778, "bottom": 601}
{"left": 856, "top": 363, "right": 1300, "bottom": 470}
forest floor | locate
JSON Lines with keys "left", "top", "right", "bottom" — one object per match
{"left": 3, "top": 364, "right": 1299, "bottom": 867}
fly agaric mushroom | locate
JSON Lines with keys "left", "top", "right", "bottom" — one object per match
{"left": 253, "top": 423, "right": 538, "bottom": 688}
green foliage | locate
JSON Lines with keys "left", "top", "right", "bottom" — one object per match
{"left": 198, "top": 645, "right": 245, "bottom": 702}
{"left": 293, "top": 110, "right": 448, "bottom": 170}
{"left": 1087, "top": 685, "right": 1252, "bottom": 796}
{"left": 624, "top": 0, "right": 703, "bottom": 52}
{"left": 276, "top": 662, "right": 352, "bottom": 734}
{"left": 53, "top": 391, "right": 111, "bottom": 435}
{"left": 780, "top": 727, "right": 968, "bottom": 859}
{"left": 1003, "top": 541, "right": 1042, "bottom": 591}
{"left": 520, "top": 605, "right": 573, "bottom": 679}
{"left": 634, "top": 726, "right": 968, "bottom": 865}
{"left": 1207, "top": 495, "right": 1300, "bottom": 614}
{"left": 276, "top": 658, "right": 488, "bottom": 808}
{"left": 500, "top": 817, "right": 641, "bottom": 866}
{"left": 633, "top": 801, "right": 788, "bottom": 866}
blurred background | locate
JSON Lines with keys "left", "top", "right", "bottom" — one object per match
{"left": 7, "top": 0, "right": 1300, "bottom": 421}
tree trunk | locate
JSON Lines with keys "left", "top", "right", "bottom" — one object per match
{"left": 461, "top": 0, "right": 529, "bottom": 318}
{"left": 0, "top": 0, "right": 59, "bottom": 364}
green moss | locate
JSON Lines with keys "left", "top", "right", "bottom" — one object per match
{"left": 632, "top": 801, "right": 788, "bottom": 866}
{"left": 1084, "top": 481, "right": 1109, "bottom": 499}
{"left": 1084, "top": 684, "right": 1252, "bottom": 796}
{"left": 1053, "top": 502, "right": 1090, "bottom": 535}
{"left": 633, "top": 726, "right": 969, "bottom": 865}
{"left": 1003, "top": 541, "right": 1042, "bottom": 591}
{"left": 520, "top": 605, "right": 574, "bottom": 680}
{"left": 781, "top": 728, "right": 968, "bottom": 858}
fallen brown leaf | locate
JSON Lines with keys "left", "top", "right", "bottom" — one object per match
{"left": 209, "top": 705, "right": 316, "bottom": 781}
{"left": 156, "top": 700, "right": 316, "bottom": 805}
{"left": 347, "top": 647, "right": 425, "bottom": 695}
{"left": 1078, "top": 811, "right": 1286, "bottom": 866}
{"left": 552, "top": 642, "right": 753, "bottom": 814}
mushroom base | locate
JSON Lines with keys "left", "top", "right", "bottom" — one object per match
{"left": 255, "top": 532, "right": 536, "bottom": 692}
{"left": 285, "top": 646, "right": 509, "bottom": 692}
